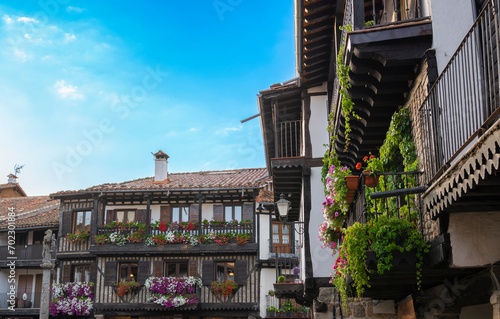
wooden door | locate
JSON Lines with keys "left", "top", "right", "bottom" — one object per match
{"left": 272, "top": 222, "right": 291, "bottom": 255}
{"left": 17, "top": 275, "right": 33, "bottom": 308}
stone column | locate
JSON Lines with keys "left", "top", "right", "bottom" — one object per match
{"left": 491, "top": 291, "right": 500, "bottom": 319}
{"left": 39, "top": 263, "right": 54, "bottom": 319}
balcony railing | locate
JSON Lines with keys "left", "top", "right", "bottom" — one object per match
{"left": 272, "top": 239, "right": 301, "bottom": 283}
{"left": 347, "top": 171, "right": 426, "bottom": 231}
{"left": 278, "top": 120, "right": 302, "bottom": 158}
{"left": 0, "top": 244, "right": 49, "bottom": 260}
{"left": 58, "top": 236, "right": 91, "bottom": 253}
{"left": 418, "top": 0, "right": 500, "bottom": 184}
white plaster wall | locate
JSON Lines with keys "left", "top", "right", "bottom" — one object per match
{"left": 106, "top": 204, "right": 216, "bottom": 223}
{"left": 202, "top": 203, "right": 214, "bottom": 221}
{"left": 150, "top": 205, "right": 160, "bottom": 222}
{"left": 259, "top": 213, "right": 271, "bottom": 259}
{"left": 431, "top": 0, "right": 475, "bottom": 73}
{"left": 449, "top": 212, "right": 500, "bottom": 267}
{"left": 460, "top": 303, "right": 493, "bottom": 319}
{"left": 307, "top": 83, "right": 329, "bottom": 159}
{"left": 260, "top": 268, "right": 277, "bottom": 318}
{"left": 310, "top": 167, "right": 336, "bottom": 278}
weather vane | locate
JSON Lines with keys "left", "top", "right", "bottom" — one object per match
{"left": 14, "top": 164, "right": 24, "bottom": 176}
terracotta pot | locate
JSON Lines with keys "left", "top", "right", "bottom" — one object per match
{"left": 346, "top": 189, "right": 356, "bottom": 204}
{"left": 363, "top": 171, "right": 380, "bottom": 187}
{"left": 345, "top": 175, "right": 359, "bottom": 190}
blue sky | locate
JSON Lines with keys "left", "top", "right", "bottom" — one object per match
{"left": 0, "top": 1, "right": 296, "bottom": 195}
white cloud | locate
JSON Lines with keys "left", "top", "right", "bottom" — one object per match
{"left": 12, "top": 48, "right": 30, "bottom": 62}
{"left": 17, "top": 17, "right": 37, "bottom": 23}
{"left": 3, "top": 15, "right": 13, "bottom": 24}
{"left": 67, "top": 6, "right": 85, "bottom": 13}
{"left": 24, "top": 34, "right": 31, "bottom": 40}
{"left": 189, "top": 128, "right": 197, "bottom": 132}
{"left": 54, "top": 80, "right": 84, "bottom": 100}
{"left": 216, "top": 126, "right": 243, "bottom": 135}
{"left": 65, "top": 33, "right": 76, "bottom": 41}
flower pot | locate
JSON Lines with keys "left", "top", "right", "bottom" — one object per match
{"left": 346, "top": 189, "right": 356, "bottom": 204}
{"left": 345, "top": 175, "right": 359, "bottom": 190}
{"left": 363, "top": 171, "right": 380, "bottom": 187}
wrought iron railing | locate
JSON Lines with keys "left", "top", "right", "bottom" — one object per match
{"left": 363, "top": 0, "right": 422, "bottom": 26}
{"left": 272, "top": 239, "right": 301, "bottom": 283}
{"left": 418, "top": 0, "right": 500, "bottom": 184}
{"left": 278, "top": 120, "right": 302, "bottom": 158}
{"left": 346, "top": 171, "right": 426, "bottom": 232}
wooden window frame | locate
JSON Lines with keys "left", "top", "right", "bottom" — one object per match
{"left": 118, "top": 262, "right": 138, "bottom": 282}
{"left": 72, "top": 264, "right": 92, "bottom": 282}
{"left": 171, "top": 205, "right": 190, "bottom": 223}
{"left": 223, "top": 204, "right": 243, "bottom": 222}
{"left": 215, "top": 261, "right": 235, "bottom": 282}
{"left": 114, "top": 209, "right": 137, "bottom": 223}
{"left": 73, "top": 210, "right": 92, "bottom": 232}
{"left": 164, "top": 261, "right": 189, "bottom": 277}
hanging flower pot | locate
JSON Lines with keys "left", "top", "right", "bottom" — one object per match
{"left": 345, "top": 175, "right": 359, "bottom": 190}
{"left": 363, "top": 171, "right": 380, "bottom": 187}
{"left": 346, "top": 189, "right": 356, "bottom": 204}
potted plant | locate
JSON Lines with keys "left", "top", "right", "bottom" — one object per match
{"left": 210, "top": 280, "right": 238, "bottom": 297}
{"left": 278, "top": 275, "right": 286, "bottom": 283}
{"left": 267, "top": 306, "right": 278, "bottom": 317}
{"left": 66, "top": 230, "right": 90, "bottom": 244}
{"left": 114, "top": 281, "right": 140, "bottom": 296}
{"left": 282, "top": 301, "right": 294, "bottom": 317}
{"left": 356, "top": 154, "right": 382, "bottom": 187}
{"left": 268, "top": 289, "right": 275, "bottom": 296}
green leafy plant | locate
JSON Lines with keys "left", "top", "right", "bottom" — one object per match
{"left": 332, "top": 216, "right": 429, "bottom": 310}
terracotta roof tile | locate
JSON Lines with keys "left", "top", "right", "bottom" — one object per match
{"left": 52, "top": 167, "right": 270, "bottom": 195}
{"left": 0, "top": 196, "right": 59, "bottom": 230}
{"left": 0, "top": 183, "right": 28, "bottom": 197}
{"left": 256, "top": 190, "right": 274, "bottom": 203}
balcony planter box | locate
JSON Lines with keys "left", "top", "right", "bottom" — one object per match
{"left": 363, "top": 171, "right": 380, "bottom": 187}
{"left": 273, "top": 282, "right": 304, "bottom": 298}
{"left": 345, "top": 176, "right": 359, "bottom": 190}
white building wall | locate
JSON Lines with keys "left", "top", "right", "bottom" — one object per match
{"left": 308, "top": 96, "right": 329, "bottom": 158}
{"left": 431, "top": 0, "right": 475, "bottom": 73}
{"left": 106, "top": 204, "right": 217, "bottom": 222}
{"left": 259, "top": 213, "right": 271, "bottom": 260}
{"left": 310, "top": 167, "right": 336, "bottom": 278}
{"left": 260, "top": 268, "right": 277, "bottom": 318}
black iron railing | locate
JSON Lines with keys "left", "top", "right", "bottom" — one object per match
{"left": 346, "top": 171, "right": 426, "bottom": 231}
{"left": 272, "top": 239, "right": 301, "bottom": 283}
{"left": 278, "top": 120, "right": 302, "bottom": 158}
{"left": 418, "top": 0, "right": 500, "bottom": 184}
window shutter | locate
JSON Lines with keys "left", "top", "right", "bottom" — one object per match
{"left": 105, "top": 210, "right": 115, "bottom": 224}
{"left": 61, "top": 264, "right": 71, "bottom": 282}
{"left": 61, "top": 211, "right": 73, "bottom": 235}
{"left": 138, "top": 261, "right": 150, "bottom": 284}
{"left": 104, "top": 261, "right": 117, "bottom": 286}
{"left": 188, "top": 260, "right": 198, "bottom": 277}
{"left": 189, "top": 204, "right": 199, "bottom": 224}
{"left": 153, "top": 260, "right": 163, "bottom": 277}
{"left": 135, "top": 209, "right": 147, "bottom": 223}
{"left": 234, "top": 260, "right": 247, "bottom": 285}
{"left": 242, "top": 203, "right": 254, "bottom": 222}
{"left": 213, "top": 204, "right": 223, "bottom": 221}
{"left": 202, "top": 260, "right": 214, "bottom": 285}
{"left": 97, "top": 208, "right": 104, "bottom": 225}
{"left": 160, "top": 206, "right": 171, "bottom": 222}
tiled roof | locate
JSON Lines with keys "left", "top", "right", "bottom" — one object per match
{"left": 256, "top": 190, "right": 274, "bottom": 203}
{"left": 52, "top": 167, "right": 270, "bottom": 196}
{"left": 0, "top": 183, "right": 27, "bottom": 197}
{"left": 0, "top": 196, "right": 59, "bottom": 230}
{"left": 259, "top": 82, "right": 299, "bottom": 94}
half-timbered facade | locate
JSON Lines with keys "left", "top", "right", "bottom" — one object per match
{"left": 51, "top": 152, "right": 270, "bottom": 319}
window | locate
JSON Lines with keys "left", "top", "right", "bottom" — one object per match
{"left": 119, "top": 262, "right": 138, "bottom": 282}
{"left": 33, "top": 230, "right": 45, "bottom": 244}
{"left": 216, "top": 262, "right": 235, "bottom": 282}
{"left": 165, "top": 262, "right": 188, "bottom": 277}
{"left": 74, "top": 211, "right": 91, "bottom": 232}
{"left": 224, "top": 205, "right": 242, "bottom": 222}
{"left": 272, "top": 222, "right": 291, "bottom": 254}
{"left": 115, "top": 210, "right": 136, "bottom": 223}
{"left": 172, "top": 206, "right": 190, "bottom": 223}
{"left": 73, "top": 265, "right": 92, "bottom": 283}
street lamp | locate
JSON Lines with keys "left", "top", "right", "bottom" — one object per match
{"left": 276, "top": 193, "right": 291, "bottom": 220}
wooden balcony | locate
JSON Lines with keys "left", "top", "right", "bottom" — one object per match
{"left": 57, "top": 236, "right": 91, "bottom": 256}
{"left": 0, "top": 244, "right": 54, "bottom": 267}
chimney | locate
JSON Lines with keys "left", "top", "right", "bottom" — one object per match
{"left": 154, "top": 150, "right": 169, "bottom": 182}
{"left": 7, "top": 174, "right": 18, "bottom": 184}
